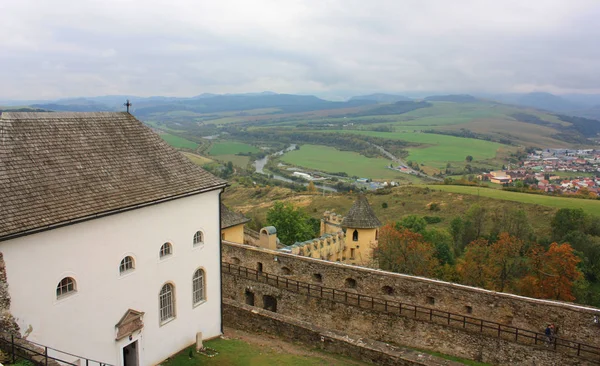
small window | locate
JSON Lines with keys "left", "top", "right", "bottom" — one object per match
{"left": 159, "top": 283, "right": 175, "bottom": 324}
{"left": 345, "top": 278, "right": 357, "bottom": 289}
{"left": 465, "top": 305, "right": 473, "bottom": 314}
{"left": 281, "top": 267, "right": 291, "bottom": 275}
{"left": 119, "top": 256, "right": 135, "bottom": 274}
{"left": 56, "top": 277, "right": 76, "bottom": 298}
{"left": 232, "top": 257, "right": 241, "bottom": 265}
{"left": 350, "top": 248, "right": 356, "bottom": 259}
{"left": 193, "top": 231, "right": 204, "bottom": 246}
{"left": 245, "top": 290, "right": 255, "bottom": 306}
{"left": 312, "top": 273, "right": 323, "bottom": 282}
{"left": 192, "top": 269, "right": 206, "bottom": 306}
{"left": 375, "top": 230, "right": 379, "bottom": 240}
{"left": 427, "top": 296, "right": 435, "bottom": 305}
{"left": 352, "top": 230, "right": 359, "bottom": 241}
{"left": 159, "top": 243, "right": 172, "bottom": 258}
{"left": 382, "top": 286, "right": 394, "bottom": 295}
{"left": 263, "top": 295, "right": 277, "bottom": 312}
{"left": 257, "top": 262, "right": 263, "bottom": 273}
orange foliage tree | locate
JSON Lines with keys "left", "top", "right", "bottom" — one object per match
{"left": 488, "top": 233, "right": 527, "bottom": 292}
{"left": 374, "top": 224, "right": 439, "bottom": 277}
{"left": 521, "top": 242, "right": 582, "bottom": 301}
{"left": 457, "top": 238, "right": 491, "bottom": 288}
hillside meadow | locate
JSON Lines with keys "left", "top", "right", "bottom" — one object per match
{"left": 159, "top": 133, "right": 199, "bottom": 149}
{"left": 222, "top": 185, "right": 571, "bottom": 240}
{"left": 209, "top": 141, "right": 259, "bottom": 155}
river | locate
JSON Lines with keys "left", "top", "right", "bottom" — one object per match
{"left": 253, "top": 144, "right": 337, "bottom": 192}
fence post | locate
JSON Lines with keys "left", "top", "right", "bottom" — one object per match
{"left": 515, "top": 328, "right": 519, "bottom": 341}
{"left": 577, "top": 342, "right": 581, "bottom": 356}
{"left": 45, "top": 346, "right": 48, "bottom": 366}
{"left": 480, "top": 319, "right": 483, "bottom": 333}
{"left": 447, "top": 312, "right": 450, "bottom": 325}
{"left": 429, "top": 308, "right": 433, "bottom": 321}
{"left": 399, "top": 303, "right": 402, "bottom": 315}
{"left": 497, "top": 324, "right": 501, "bottom": 337}
{"left": 534, "top": 333, "right": 538, "bottom": 345}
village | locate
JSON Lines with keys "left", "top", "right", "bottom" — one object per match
{"left": 477, "top": 148, "right": 600, "bottom": 196}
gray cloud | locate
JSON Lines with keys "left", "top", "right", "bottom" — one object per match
{"left": 1, "top": 0, "right": 600, "bottom": 100}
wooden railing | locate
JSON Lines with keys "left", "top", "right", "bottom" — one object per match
{"left": 222, "top": 262, "right": 600, "bottom": 363}
{"left": 0, "top": 331, "right": 113, "bottom": 366}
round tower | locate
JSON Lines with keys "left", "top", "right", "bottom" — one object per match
{"left": 341, "top": 194, "right": 381, "bottom": 266}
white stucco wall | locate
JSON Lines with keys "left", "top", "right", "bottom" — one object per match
{"left": 0, "top": 188, "right": 223, "bottom": 366}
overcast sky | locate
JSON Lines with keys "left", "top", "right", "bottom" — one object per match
{"left": 2, "top": 0, "right": 600, "bottom": 100}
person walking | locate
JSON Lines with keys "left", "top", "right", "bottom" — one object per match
{"left": 545, "top": 324, "right": 552, "bottom": 346}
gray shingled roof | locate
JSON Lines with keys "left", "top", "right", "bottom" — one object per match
{"left": 0, "top": 112, "right": 227, "bottom": 240}
{"left": 221, "top": 203, "right": 250, "bottom": 229}
{"left": 341, "top": 194, "right": 382, "bottom": 229}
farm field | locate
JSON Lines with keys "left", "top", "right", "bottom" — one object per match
{"left": 426, "top": 185, "right": 600, "bottom": 216}
{"left": 280, "top": 144, "right": 405, "bottom": 179}
{"left": 211, "top": 154, "right": 250, "bottom": 168}
{"left": 209, "top": 141, "right": 259, "bottom": 156}
{"left": 313, "top": 130, "right": 508, "bottom": 169}
{"left": 160, "top": 133, "right": 199, "bottom": 149}
{"left": 182, "top": 152, "right": 213, "bottom": 166}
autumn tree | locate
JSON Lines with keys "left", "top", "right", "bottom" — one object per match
{"left": 457, "top": 238, "right": 491, "bottom": 288}
{"left": 307, "top": 181, "right": 317, "bottom": 193}
{"left": 374, "top": 224, "right": 439, "bottom": 277}
{"left": 521, "top": 243, "right": 583, "bottom": 301}
{"left": 488, "top": 233, "right": 527, "bottom": 292}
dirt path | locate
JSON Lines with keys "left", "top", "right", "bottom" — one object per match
{"left": 222, "top": 327, "right": 369, "bottom": 365}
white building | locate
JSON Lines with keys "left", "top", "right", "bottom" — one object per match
{"left": 0, "top": 112, "right": 227, "bottom": 365}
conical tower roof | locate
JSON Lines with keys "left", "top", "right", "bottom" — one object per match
{"left": 341, "top": 194, "right": 381, "bottom": 229}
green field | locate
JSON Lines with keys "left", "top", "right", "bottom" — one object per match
{"left": 281, "top": 145, "right": 406, "bottom": 179}
{"left": 182, "top": 152, "right": 213, "bottom": 166}
{"left": 209, "top": 142, "right": 259, "bottom": 155}
{"left": 427, "top": 185, "right": 600, "bottom": 216}
{"left": 317, "top": 130, "right": 506, "bottom": 166}
{"left": 160, "top": 133, "right": 199, "bottom": 149}
{"left": 213, "top": 154, "right": 251, "bottom": 168}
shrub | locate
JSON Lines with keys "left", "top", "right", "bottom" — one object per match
{"left": 382, "top": 202, "right": 388, "bottom": 209}
{"left": 423, "top": 216, "right": 442, "bottom": 224}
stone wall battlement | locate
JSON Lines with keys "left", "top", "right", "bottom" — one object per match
{"left": 223, "top": 241, "right": 600, "bottom": 348}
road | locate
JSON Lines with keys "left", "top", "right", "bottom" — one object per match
{"left": 370, "top": 143, "right": 443, "bottom": 182}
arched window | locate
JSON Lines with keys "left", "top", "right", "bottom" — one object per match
{"left": 376, "top": 230, "right": 379, "bottom": 240}
{"left": 119, "top": 256, "right": 135, "bottom": 274}
{"left": 193, "top": 231, "right": 204, "bottom": 246}
{"left": 345, "top": 278, "right": 357, "bottom": 289}
{"left": 56, "top": 277, "right": 76, "bottom": 298}
{"left": 160, "top": 243, "right": 173, "bottom": 258}
{"left": 192, "top": 269, "right": 206, "bottom": 306}
{"left": 352, "top": 230, "right": 359, "bottom": 241}
{"left": 159, "top": 283, "right": 175, "bottom": 324}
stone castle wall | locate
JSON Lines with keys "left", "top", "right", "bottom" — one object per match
{"left": 222, "top": 241, "right": 600, "bottom": 364}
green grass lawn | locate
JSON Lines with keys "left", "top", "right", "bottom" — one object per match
{"left": 182, "top": 152, "right": 213, "bottom": 166}
{"left": 209, "top": 142, "right": 259, "bottom": 155}
{"left": 427, "top": 185, "right": 600, "bottom": 216}
{"left": 160, "top": 133, "right": 199, "bottom": 149}
{"left": 281, "top": 145, "right": 406, "bottom": 179}
{"left": 161, "top": 338, "right": 366, "bottom": 366}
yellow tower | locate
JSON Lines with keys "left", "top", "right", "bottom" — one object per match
{"left": 341, "top": 194, "right": 381, "bottom": 266}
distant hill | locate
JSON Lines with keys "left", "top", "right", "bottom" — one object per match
{"left": 424, "top": 94, "right": 480, "bottom": 103}
{"left": 349, "top": 101, "right": 431, "bottom": 117}
{"left": 349, "top": 93, "right": 412, "bottom": 103}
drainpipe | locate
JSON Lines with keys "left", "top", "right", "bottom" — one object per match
{"left": 218, "top": 189, "right": 224, "bottom": 335}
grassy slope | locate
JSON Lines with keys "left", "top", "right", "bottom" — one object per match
{"left": 162, "top": 338, "right": 368, "bottom": 366}
{"left": 213, "top": 154, "right": 250, "bottom": 168}
{"left": 223, "top": 186, "right": 561, "bottom": 239}
{"left": 160, "top": 133, "right": 199, "bottom": 149}
{"left": 426, "top": 185, "right": 600, "bottom": 216}
{"left": 280, "top": 144, "right": 406, "bottom": 179}
{"left": 209, "top": 142, "right": 259, "bottom": 155}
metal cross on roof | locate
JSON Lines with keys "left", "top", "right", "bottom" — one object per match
{"left": 124, "top": 99, "right": 132, "bottom": 113}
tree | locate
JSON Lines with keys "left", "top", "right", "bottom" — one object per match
{"left": 521, "top": 243, "right": 582, "bottom": 301}
{"left": 266, "top": 202, "right": 316, "bottom": 245}
{"left": 374, "top": 224, "right": 439, "bottom": 277}
{"left": 457, "top": 238, "right": 491, "bottom": 288}
{"left": 307, "top": 181, "right": 317, "bottom": 193}
{"left": 465, "top": 155, "right": 473, "bottom": 162}
{"left": 488, "top": 233, "right": 526, "bottom": 292}
{"left": 397, "top": 215, "right": 427, "bottom": 234}
{"left": 551, "top": 208, "right": 588, "bottom": 241}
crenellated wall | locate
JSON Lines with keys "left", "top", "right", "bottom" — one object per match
{"left": 222, "top": 241, "right": 600, "bottom": 365}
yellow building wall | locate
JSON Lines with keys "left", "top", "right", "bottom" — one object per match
{"left": 221, "top": 224, "right": 245, "bottom": 244}
{"left": 344, "top": 228, "right": 378, "bottom": 266}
